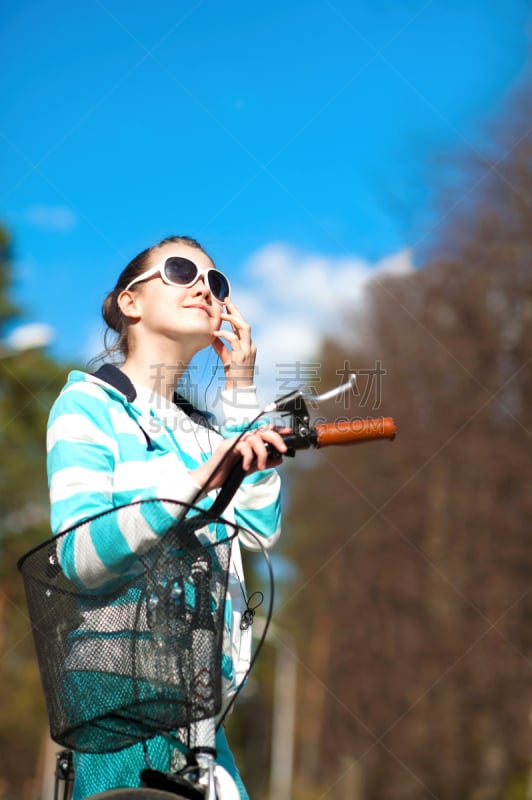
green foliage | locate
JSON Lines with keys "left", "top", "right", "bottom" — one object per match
{"left": 0, "top": 223, "right": 70, "bottom": 796}
{"left": 0, "top": 350, "right": 67, "bottom": 538}
{"left": 504, "top": 768, "right": 529, "bottom": 800}
{"left": 0, "top": 227, "right": 20, "bottom": 333}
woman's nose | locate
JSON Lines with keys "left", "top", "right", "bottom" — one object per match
{"left": 192, "top": 274, "right": 212, "bottom": 299}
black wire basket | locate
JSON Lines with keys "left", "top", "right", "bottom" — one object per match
{"left": 18, "top": 500, "right": 237, "bottom": 755}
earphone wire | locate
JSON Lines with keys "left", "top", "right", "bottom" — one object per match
{"left": 215, "top": 527, "right": 274, "bottom": 730}
{"left": 186, "top": 348, "right": 220, "bottom": 458}
{"left": 187, "top": 405, "right": 270, "bottom": 513}
{"left": 179, "top": 363, "right": 276, "bottom": 722}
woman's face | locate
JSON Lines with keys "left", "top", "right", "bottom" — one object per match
{"left": 125, "top": 241, "right": 225, "bottom": 351}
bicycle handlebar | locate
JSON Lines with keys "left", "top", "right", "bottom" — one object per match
{"left": 313, "top": 417, "right": 397, "bottom": 447}
{"left": 209, "top": 415, "right": 397, "bottom": 517}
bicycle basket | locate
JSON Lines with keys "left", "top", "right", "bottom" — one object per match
{"left": 18, "top": 500, "right": 237, "bottom": 754}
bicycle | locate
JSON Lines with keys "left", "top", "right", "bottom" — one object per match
{"left": 19, "top": 378, "right": 396, "bottom": 800}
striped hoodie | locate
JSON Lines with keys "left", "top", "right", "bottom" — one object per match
{"left": 47, "top": 365, "right": 282, "bottom": 697}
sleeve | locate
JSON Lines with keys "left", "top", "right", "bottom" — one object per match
{"left": 47, "top": 383, "right": 204, "bottom": 589}
{"left": 218, "top": 386, "right": 282, "bottom": 552}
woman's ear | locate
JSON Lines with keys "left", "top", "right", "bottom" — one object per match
{"left": 117, "top": 290, "right": 142, "bottom": 322}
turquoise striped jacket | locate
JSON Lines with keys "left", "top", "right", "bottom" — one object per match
{"left": 47, "top": 366, "right": 282, "bottom": 697}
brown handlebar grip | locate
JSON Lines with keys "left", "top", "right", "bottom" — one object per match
{"left": 314, "top": 417, "right": 397, "bottom": 447}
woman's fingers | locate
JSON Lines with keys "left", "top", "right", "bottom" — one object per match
{"left": 215, "top": 321, "right": 253, "bottom": 354}
{"left": 239, "top": 438, "right": 266, "bottom": 471}
{"left": 237, "top": 429, "right": 287, "bottom": 471}
{"left": 192, "top": 428, "right": 287, "bottom": 491}
{"left": 213, "top": 300, "right": 257, "bottom": 390}
{"left": 211, "top": 334, "right": 228, "bottom": 362}
{"left": 219, "top": 300, "right": 253, "bottom": 349}
{"left": 223, "top": 298, "right": 246, "bottom": 323}
{"left": 257, "top": 427, "right": 288, "bottom": 454}
{"left": 212, "top": 328, "right": 240, "bottom": 349}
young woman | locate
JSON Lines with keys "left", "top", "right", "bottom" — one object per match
{"left": 47, "top": 235, "right": 287, "bottom": 799}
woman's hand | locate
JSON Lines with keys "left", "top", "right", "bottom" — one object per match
{"left": 211, "top": 298, "right": 257, "bottom": 391}
{"left": 190, "top": 427, "right": 287, "bottom": 492}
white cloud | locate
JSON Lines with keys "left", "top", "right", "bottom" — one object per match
{"left": 236, "top": 242, "right": 413, "bottom": 403}
{"left": 25, "top": 204, "right": 77, "bottom": 232}
{"left": 4, "top": 322, "right": 54, "bottom": 351}
{"left": 373, "top": 248, "right": 413, "bottom": 277}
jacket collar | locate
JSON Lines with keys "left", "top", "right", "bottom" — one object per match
{"left": 91, "top": 363, "right": 137, "bottom": 402}
{"left": 91, "top": 363, "right": 214, "bottom": 430}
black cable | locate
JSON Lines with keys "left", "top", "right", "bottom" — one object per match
{"left": 186, "top": 407, "right": 271, "bottom": 516}
{"left": 180, "top": 401, "right": 280, "bottom": 726}
{"left": 216, "top": 528, "right": 274, "bottom": 729}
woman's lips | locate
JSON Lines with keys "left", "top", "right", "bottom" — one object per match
{"left": 184, "top": 304, "right": 210, "bottom": 315}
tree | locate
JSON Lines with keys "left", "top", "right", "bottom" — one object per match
{"left": 0, "top": 224, "right": 69, "bottom": 798}
{"left": 281, "top": 109, "right": 532, "bottom": 798}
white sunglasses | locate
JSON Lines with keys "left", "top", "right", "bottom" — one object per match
{"left": 124, "top": 256, "right": 230, "bottom": 303}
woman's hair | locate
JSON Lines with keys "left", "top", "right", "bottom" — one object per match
{"left": 101, "top": 235, "right": 208, "bottom": 361}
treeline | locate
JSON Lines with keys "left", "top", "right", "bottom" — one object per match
{"left": 278, "top": 115, "right": 532, "bottom": 797}
{"left": 2, "top": 107, "right": 532, "bottom": 800}
{"left": 0, "top": 227, "right": 69, "bottom": 798}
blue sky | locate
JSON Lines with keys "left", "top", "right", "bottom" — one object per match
{"left": 1, "top": 0, "right": 531, "bottom": 398}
